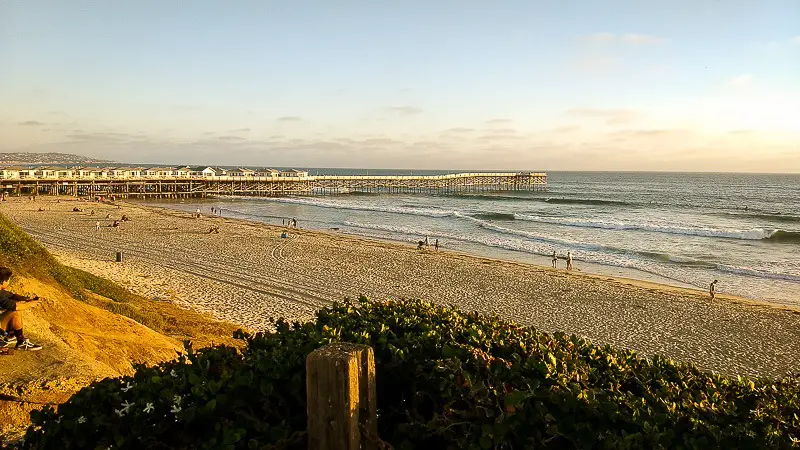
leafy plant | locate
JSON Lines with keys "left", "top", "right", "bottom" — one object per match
{"left": 18, "top": 297, "right": 800, "bottom": 449}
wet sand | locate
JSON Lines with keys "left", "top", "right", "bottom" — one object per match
{"left": 3, "top": 197, "right": 800, "bottom": 378}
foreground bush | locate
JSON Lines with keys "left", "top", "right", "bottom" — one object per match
{"left": 20, "top": 298, "right": 800, "bottom": 449}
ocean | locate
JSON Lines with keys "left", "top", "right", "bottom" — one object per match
{"left": 148, "top": 171, "right": 800, "bottom": 306}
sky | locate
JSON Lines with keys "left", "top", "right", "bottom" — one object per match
{"left": 1, "top": 1, "right": 799, "bottom": 171}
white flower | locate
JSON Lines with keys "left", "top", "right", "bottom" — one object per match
{"left": 77, "top": 416, "right": 86, "bottom": 424}
{"left": 173, "top": 395, "right": 182, "bottom": 405}
{"left": 121, "top": 382, "right": 134, "bottom": 392}
{"left": 143, "top": 402, "right": 154, "bottom": 413}
{"left": 170, "top": 404, "right": 182, "bottom": 414}
{"left": 170, "top": 369, "right": 178, "bottom": 378}
{"left": 115, "top": 400, "right": 135, "bottom": 417}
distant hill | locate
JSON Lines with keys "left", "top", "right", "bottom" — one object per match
{"left": 0, "top": 152, "right": 113, "bottom": 166}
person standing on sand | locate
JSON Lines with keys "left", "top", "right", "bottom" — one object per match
{"left": 292, "top": 218, "right": 297, "bottom": 228}
{"left": 95, "top": 221, "right": 101, "bottom": 231}
{"left": 552, "top": 251, "right": 558, "bottom": 268}
{"left": 0, "top": 267, "right": 43, "bottom": 351}
{"left": 434, "top": 239, "right": 439, "bottom": 251}
{"left": 566, "top": 251, "right": 573, "bottom": 270}
{"left": 710, "top": 280, "right": 718, "bottom": 300}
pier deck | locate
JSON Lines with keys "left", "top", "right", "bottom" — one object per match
{"left": 0, "top": 172, "right": 547, "bottom": 198}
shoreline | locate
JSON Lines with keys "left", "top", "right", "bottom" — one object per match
{"left": 141, "top": 200, "right": 788, "bottom": 312}
{"left": 3, "top": 197, "right": 800, "bottom": 378}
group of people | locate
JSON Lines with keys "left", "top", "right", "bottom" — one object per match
{"left": 417, "top": 236, "right": 439, "bottom": 251}
{"left": 551, "top": 251, "right": 574, "bottom": 270}
{"left": 282, "top": 218, "right": 298, "bottom": 228}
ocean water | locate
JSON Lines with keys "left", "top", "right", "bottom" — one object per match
{"left": 148, "top": 171, "right": 800, "bottom": 306}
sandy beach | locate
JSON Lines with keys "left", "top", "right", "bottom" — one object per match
{"left": 2, "top": 197, "right": 799, "bottom": 379}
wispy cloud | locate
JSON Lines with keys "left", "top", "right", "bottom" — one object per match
{"left": 621, "top": 33, "right": 666, "bottom": 44}
{"left": 229, "top": 128, "right": 251, "bottom": 133}
{"left": 18, "top": 120, "right": 46, "bottom": 126}
{"left": 566, "top": 108, "right": 638, "bottom": 125}
{"left": 444, "top": 127, "right": 474, "bottom": 133}
{"left": 218, "top": 135, "right": 246, "bottom": 142}
{"left": 384, "top": 106, "right": 423, "bottom": 116}
{"left": 485, "top": 118, "right": 512, "bottom": 124}
{"left": 582, "top": 33, "right": 666, "bottom": 44}
{"left": 723, "top": 74, "right": 753, "bottom": 88}
{"left": 276, "top": 116, "right": 303, "bottom": 122}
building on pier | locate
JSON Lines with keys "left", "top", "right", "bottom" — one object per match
{"left": 0, "top": 170, "right": 547, "bottom": 198}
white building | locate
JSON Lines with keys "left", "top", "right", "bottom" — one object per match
{"left": 0, "top": 167, "right": 23, "bottom": 180}
{"left": 201, "top": 167, "right": 224, "bottom": 178}
{"left": 279, "top": 169, "right": 309, "bottom": 178}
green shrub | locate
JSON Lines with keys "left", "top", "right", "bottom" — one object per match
{"left": 19, "top": 298, "right": 800, "bottom": 449}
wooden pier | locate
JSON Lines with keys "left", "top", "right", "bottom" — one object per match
{"left": 0, "top": 172, "right": 547, "bottom": 199}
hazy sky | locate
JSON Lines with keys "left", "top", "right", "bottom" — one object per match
{"left": 1, "top": 1, "right": 799, "bottom": 171}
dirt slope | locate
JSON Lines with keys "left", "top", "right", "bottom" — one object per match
{"left": 0, "top": 274, "right": 188, "bottom": 438}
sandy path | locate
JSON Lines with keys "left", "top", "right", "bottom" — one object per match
{"left": 3, "top": 197, "right": 800, "bottom": 379}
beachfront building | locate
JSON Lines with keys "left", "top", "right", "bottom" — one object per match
{"left": 91, "top": 168, "right": 111, "bottom": 179}
{"left": 176, "top": 166, "right": 193, "bottom": 178}
{"left": 38, "top": 167, "right": 59, "bottom": 179}
{"left": 0, "top": 167, "right": 23, "bottom": 180}
{"left": 255, "top": 168, "right": 280, "bottom": 177}
{"left": 145, "top": 167, "right": 176, "bottom": 178}
{"left": 201, "top": 167, "right": 224, "bottom": 178}
{"left": 109, "top": 167, "right": 127, "bottom": 178}
{"left": 226, "top": 168, "right": 255, "bottom": 177}
{"left": 279, "top": 169, "right": 309, "bottom": 178}
{"left": 76, "top": 167, "right": 95, "bottom": 178}
{"left": 55, "top": 168, "right": 76, "bottom": 178}
{"left": 121, "top": 167, "right": 143, "bottom": 178}
{"left": 18, "top": 168, "right": 38, "bottom": 179}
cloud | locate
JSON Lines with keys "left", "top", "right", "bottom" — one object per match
{"left": 723, "top": 74, "right": 753, "bottom": 88}
{"left": 444, "top": 127, "right": 474, "bottom": 133}
{"left": 485, "top": 118, "right": 512, "bottom": 124}
{"left": 581, "top": 33, "right": 665, "bottom": 44}
{"left": 584, "top": 32, "right": 615, "bottom": 43}
{"left": 621, "top": 34, "right": 666, "bottom": 44}
{"left": 18, "top": 120, "right": 46, "bottom": 126}
{"left": 228, "top": 128, "right": 251, "bottom": 133}
{"left": 566, "top": 108, "right": 638, "bottom": 125}
{"left": 383, "top": 106, "right": 423, "bottom": 116}
{"left": 218, "top": 135, "right": 246, "bottom": 142}
{"left": 276, "top": 116, "right": 303, "bottom": 122}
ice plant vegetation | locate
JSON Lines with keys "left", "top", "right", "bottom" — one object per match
{"left": 19, "top": 298, "right": 800, "bottom": 449}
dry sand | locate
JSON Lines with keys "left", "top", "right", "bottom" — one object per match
{"left": 2, "top": 197, "right": 800, "bottom": 379}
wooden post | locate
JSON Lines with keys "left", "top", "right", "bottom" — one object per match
{"left": 306, "top": 343, "right": 378, "bottom": 450}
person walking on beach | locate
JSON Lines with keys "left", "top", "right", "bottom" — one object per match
{"left": 424, "top": 236, "right": 429, "bottom": 247}
{"left": 292, "top": 218, "right": 297, "bottom": 228}
{"left": 709, "top": 280, "right": 718, "bottom": 300}
{"left": 566, "top": 251, "right": 573, "bottom": 270}
{"left": 434, "top": 239, "right": 439, "bottom": 251}
{"left": 196, "top": 208, "right": 201, "bottom": 218}
{"left": 95, "top": 221, "right": 101, "bottom": 231}
{"left": 0, "top": 267, "right": 43, "bottom": 351}
{"left": 552, "top": 251, "right": 558, "bottom": 268}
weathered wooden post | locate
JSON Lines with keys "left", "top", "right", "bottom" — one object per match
{"left": 306, "top": 343, "right": 378, "bottom": 450}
